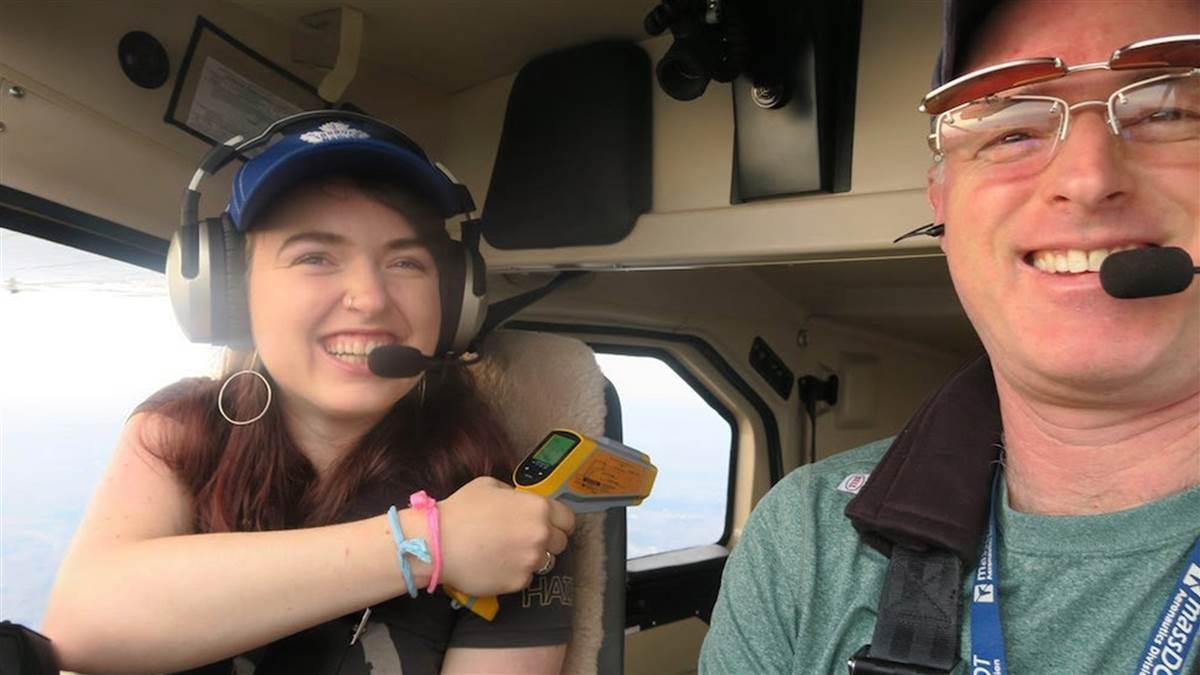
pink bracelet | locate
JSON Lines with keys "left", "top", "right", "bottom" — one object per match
{"left": 409, "top": 491, "right": 441, "bottom": 593}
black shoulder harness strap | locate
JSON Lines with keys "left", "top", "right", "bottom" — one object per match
{"left": 844, "top": 356, "right": 1003, "bottom": 674}
{"left": 479, "top": 271, "right": 586, "bottom": 337}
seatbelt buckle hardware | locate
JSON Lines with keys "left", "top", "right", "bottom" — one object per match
{"left": 848, "top": 645, "right": 955, "bottom": 675}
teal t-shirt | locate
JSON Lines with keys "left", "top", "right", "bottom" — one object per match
{"left": 700, "top": 439, "right": 1200, "bottom": 675}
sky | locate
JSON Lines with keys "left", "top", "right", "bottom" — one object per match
{"left": 0, "top": 228, "right": 731, "bottom": 628}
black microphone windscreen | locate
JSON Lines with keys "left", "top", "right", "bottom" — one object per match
{"left": 1099, "top": 247, "right": 1194, "bottom": 299}
{"left": 368, "top": 345, "right": 434, "bottom": 378}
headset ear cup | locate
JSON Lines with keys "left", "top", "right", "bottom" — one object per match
{"left": 436, "top": 241, "right": 466, "bottom": 356}
{"left": 461, "top": 243, "right": 487, "bottom": 350}
{"left": 167, "top": 226, "right": 203, "bottom": 342}
{"left": 435, "top": 240, "right": 487, "bottom": 355}
{"left": 167, "top": 217, "right": 228, "bottom": 344}
{"left": 218, "top": 216, "right": 252, "bottom": 347}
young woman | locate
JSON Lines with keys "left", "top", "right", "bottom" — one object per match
{"left": 42, "top": 113, "right": 577, "bottom": 675}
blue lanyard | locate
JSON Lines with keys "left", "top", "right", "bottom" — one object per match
{"left": 968, "top": 471, "right": 1010, "bottom": 675}
{"left": 1135, "top": 536, "right": 1200, "bottom": 674}
{"left": 969, "top": 471, "right": 1200, "bottom": 675}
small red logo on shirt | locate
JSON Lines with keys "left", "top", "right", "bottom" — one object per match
{"left": 837, "top": 473, "right": 870, "bottom": 495}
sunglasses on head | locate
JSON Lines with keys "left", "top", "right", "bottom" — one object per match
{"left": 920, "top": 34, "right": 1200, "bottom": 115}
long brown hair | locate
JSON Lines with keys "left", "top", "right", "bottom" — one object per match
{"left": 138, "top": 175, "right": 514, "bottom": 532}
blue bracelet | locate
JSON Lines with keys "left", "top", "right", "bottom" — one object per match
{"left": 386, "top": 505, "right": 431, "bottom": 598}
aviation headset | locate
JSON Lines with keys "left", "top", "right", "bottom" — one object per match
{"left": 166, "top": 110, "right": 487, "bottom": 358}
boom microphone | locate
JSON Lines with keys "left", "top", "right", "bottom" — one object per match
{"left": 1099, "top": 247, "right": 1198, "bottom": 299}
{"left": 368, "top": 345, "right": 439, "bottom": 378}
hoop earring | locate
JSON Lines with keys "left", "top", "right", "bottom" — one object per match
{"left": 218, "top": 352, "right": 272, "bottom": 425}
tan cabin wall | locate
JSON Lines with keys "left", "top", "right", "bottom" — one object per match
{"left": 511, "top": 266, "right": 965, "bottom": 534}
{"left": 3, "top": 0, "right": 944, "bottom": 267}
{"left": 443, "top": 0, "right": 945, "bottom": 271}
{"left": 0, "top": 0, "right": 451, "bottom": 239}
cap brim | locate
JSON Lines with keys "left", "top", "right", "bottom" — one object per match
{"left": 231, "top": 138, "right": 464, "bottom": 231}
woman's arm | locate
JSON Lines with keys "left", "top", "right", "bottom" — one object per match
{"left": 43, "top": 412, "right": 574, "bottom": 674}
{"left": 442, "top": 645, "right": 567, "bottom": 675}
{"left": 43, "top": 412, "right": 425, "bottom": 673}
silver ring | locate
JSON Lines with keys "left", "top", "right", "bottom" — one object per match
{"left": 535, "top": 551, "right": 556, "bottom": 576}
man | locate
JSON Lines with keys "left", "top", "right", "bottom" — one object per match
{"left": 700, "top": 1, "right": 1199, "bottom": 673}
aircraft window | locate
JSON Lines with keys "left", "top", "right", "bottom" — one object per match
{"left": 594, "top": 351, "right": 734, "bottom": 559}
{"left": 0, "top": 228, "right": 217, "bottom": 628}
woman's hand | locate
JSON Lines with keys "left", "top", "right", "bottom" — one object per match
{"left": 436, "top": 477, "right": 576, "bottom": 596}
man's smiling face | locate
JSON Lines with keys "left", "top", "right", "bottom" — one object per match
{"left": 928, "top": 0, "right": 1200, "bottom": 404}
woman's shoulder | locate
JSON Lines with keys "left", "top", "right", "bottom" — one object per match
{"left": 124, "top": 377, "right": 221, "bottom": 458}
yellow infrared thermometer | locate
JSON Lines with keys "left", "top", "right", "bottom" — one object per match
{"left": 446, "top": 429, "right": 657, "bottom": 620}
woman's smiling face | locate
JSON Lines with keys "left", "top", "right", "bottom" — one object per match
{"left": 245, "top": 178, "right": 443, "bottom": 421}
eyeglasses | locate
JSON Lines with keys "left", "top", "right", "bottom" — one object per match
{"left": 920, "top": 34, "right": 1200, "bottom": 174}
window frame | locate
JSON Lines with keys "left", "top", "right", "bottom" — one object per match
{"left": 506, "top": 320, "right": 785, "bottom": 547}
{"left": 0, "top": 185, "right": 168, "bottom": 272}
{"left": 508, "top": 320, "right": 783, "bottom": 630}
{"left": 589, "top": 342, "right": 738, "bottom": 550}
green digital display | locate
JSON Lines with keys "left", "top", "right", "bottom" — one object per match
{"left": 533, "top": 433, "right": 578, "bottom": 467}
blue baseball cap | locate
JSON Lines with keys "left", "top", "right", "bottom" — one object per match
{"left": 226, "top": 117, "right": 475, "bottom": 232}
{"left": 933, "top": 0, "right": 1001, "bottom": 87}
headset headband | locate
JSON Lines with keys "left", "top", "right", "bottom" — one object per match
{"left": 178, "top": 110, "right": 477, "bottom": 279}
